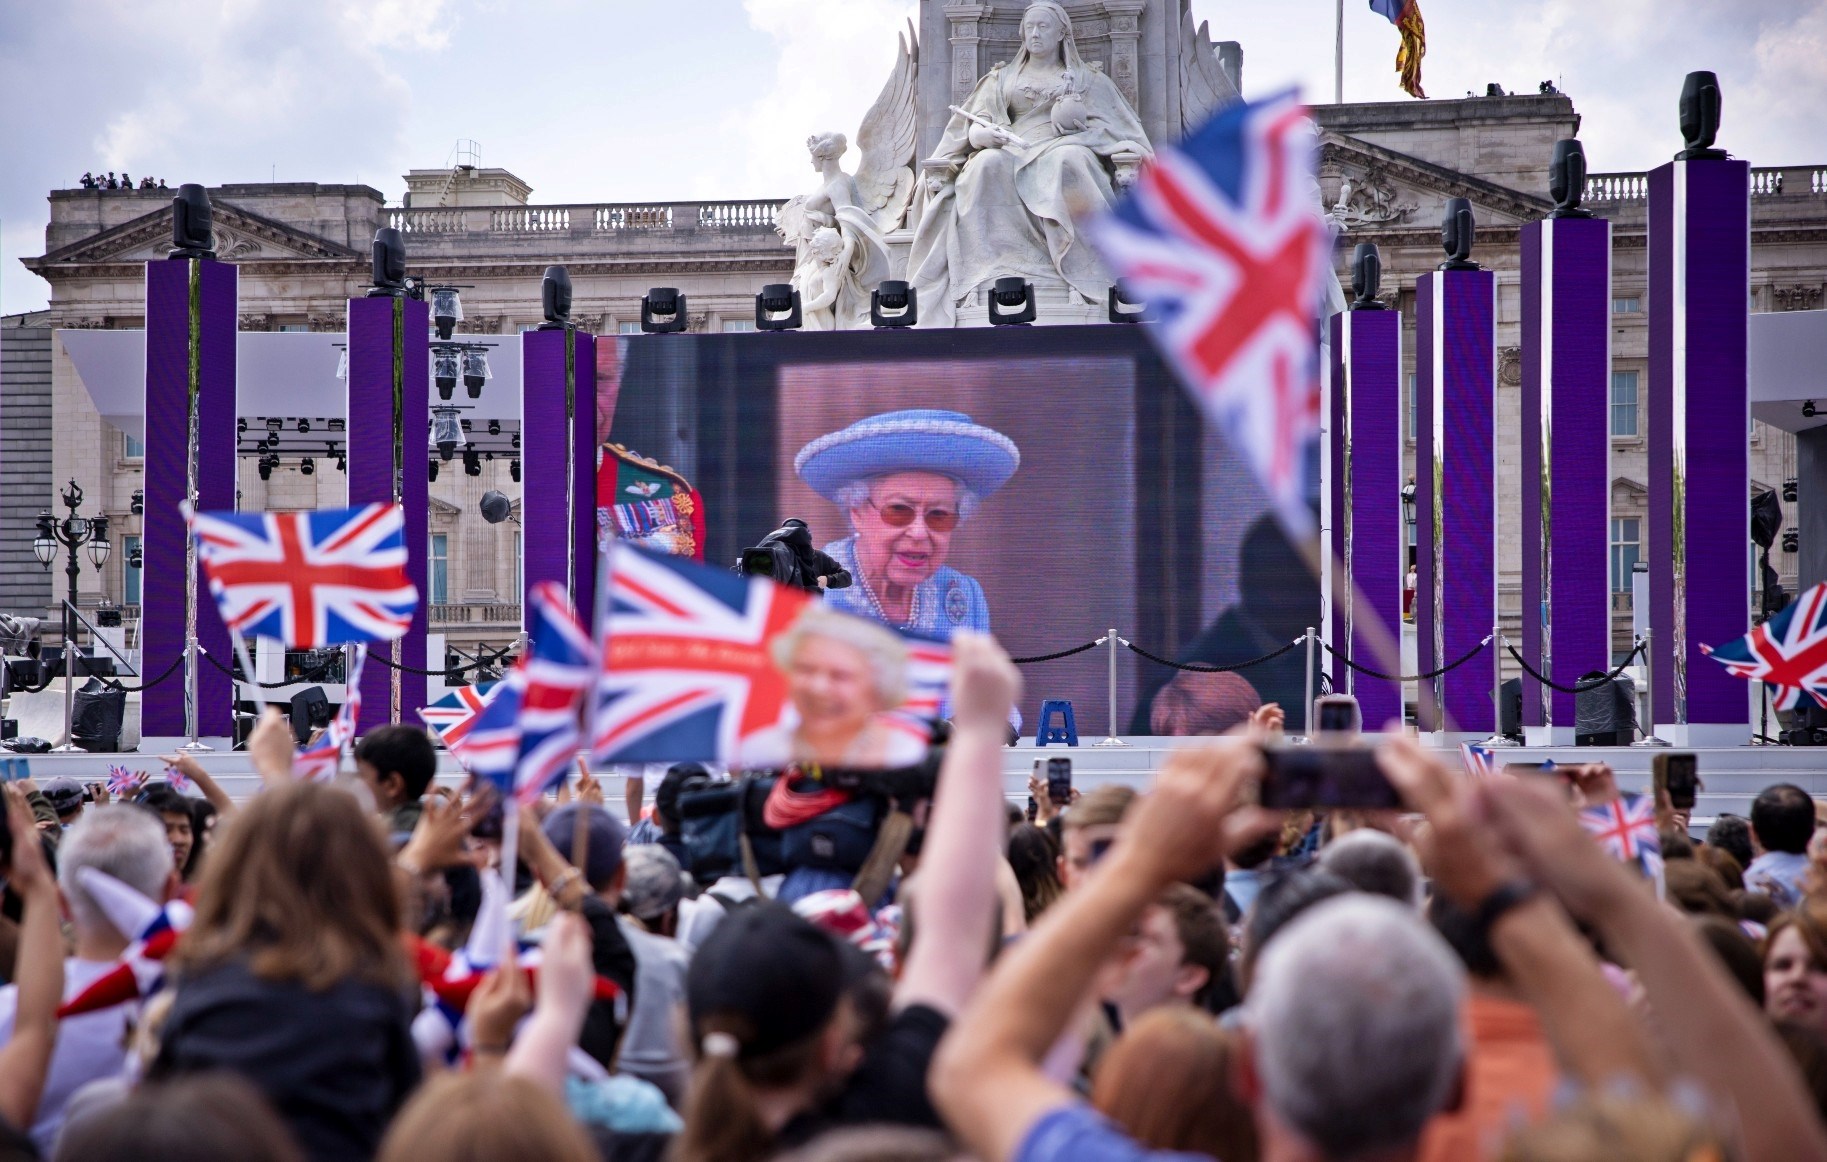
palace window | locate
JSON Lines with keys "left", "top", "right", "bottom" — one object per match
{"left": 1610, "top": 518, "right": 1640, "bottom": 592}
{"left": 1611, "top": 296, "right": 1641, "bottom": 314}
{"left": 123, "top": 536, "right": 142, "bottom": 605}
{"left": 429, "top": 534, "right": 449, "bottom": 606}
{"left": 1611, "top": 371, "right": 1639, "bottom": 437}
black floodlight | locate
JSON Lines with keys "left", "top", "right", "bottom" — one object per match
{"left": 1676, "top": 70, "right": 1727, "bottom": 161}
{"left": 1349, "top": 243, "right": 1387, "bottom": 310}
{"left": 871, "top": 281, "right": 918, "bottom": 328}
{"left": 368, "top": 227, "right": 407, "bottom": 297}
{"left": 1108, "top": 281, "right": 1148, "bottom": 323}
{"left": 539, "top": 266, "right": 573, "bottom": 330}
{"left": 430, "top": 286, "right": 462, "bottom": 340}
{"left": 168, "top": 184, "right": 215, "bottom": 260}
{"left": 755, "top": 284, "right": 802, "bottom": 331}
{"left": 641, "top": 287, "right": 687, "bottom": 334}
{"left": 1548, "top": 139, "right": 1593, "bottom": 219}
{"left": 988, "top": 277, "right": 1035, "bottom": 326}
{"left": 1439, "top": 198, "right": 1480, "bottom": 271}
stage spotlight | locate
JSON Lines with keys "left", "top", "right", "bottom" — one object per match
{"left": 296, "top": 418, "right": 310, "bottom": 435}
{"left": 169, "top": 183, "right": 216, "bottom": 260}
{"left": 431, "top": 408, "right": 465, "bottom": 461}
{"left": 300, "top": 456, "right": 315, "bottom": 476}
{"left": 641, "top": 287, "right": 687, "bottom": 333}
{"left": 1784, "top": 529, "right": 1801, "bottom": 554}
{"left": 430, "top": 286, "right": 462, "bottom": 340}
{"left": 1108, "top": 281, "right": 1148, "bottom": 323}
{"left": 479, "top": 490, "right": 513, "bottom": 525}
{"left": 266, "top": 417, "right": 283, "bottom": 433}
{"left": 988, "top": 277, "right": 1035, "bottom": 326}
{"left": 257, "top": 455, "right": 275, "bottom": 482}
{"left": 463, "top": 448, "right": 482, "bottom": 477}
{"left": 128, "top": 547, "right": 143, "bottom": 570}
{"left": 509, "top": 458, "right": 521, "bottom": 483}
{"left": 327, "top": 418, "right": 346, "bottom": 433}
{"left": 1805, "top": 400, "right": 1818, "bottom": 418}
{"left": 327, "top": 442, "right": 346, "bottom": 473}
{"left": 1785, "top": 479, "right": 1800, "bottom": 503}
{"left": 336, "top": 453, "right": 347, "bottom": 473}
{"left": 237, "top": 418, "right": 247, "bottom": 436}
{"left": 428, "top": 459, "right": 440, "bottom": 483}
{"left": 1548, "top": 139, "right": 1593, "bottom": 220}
{"left": 871, "top": 281, "right": 918, "bottom": 328}
{"left": 1676, "top": 71, "right": 1726, "bottom": 162}
{"left": 460, "top": 419, "right": 473, "bottom": 433}
{"left": 264, "top": 433, "right": 280, "bottom": 450}
{"left": 511, "top": 432, "right": 521, "bottom": 450}
{"left": 487, "top": 419, "right": 501, "bottom": 437}
{"left": 1439, "top": 197, "right": 1480, "bottom": 272}
{"left": 368, "top": 227, "right": 407, "bottom": 298}
{"left": 130, "top": 489, "right": 144, "bottom": 516}
{"left": 539, "top": 266, "right": 573, "bottom": 330}
{"left": 755, "top": 284, "right": 802, "bottom": 331}
{"left": 433, "top": 346, "right": 460, "bottom": 402}
{"left": 462, "top": 347, "right": 490, "bottom": 399}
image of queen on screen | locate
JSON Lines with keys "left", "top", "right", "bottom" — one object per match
{"left": 793, "top": 409, "right": 1019, "bottom": 641}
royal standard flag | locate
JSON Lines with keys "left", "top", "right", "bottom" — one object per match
{"left": 1370, "top": 0, "right": 1427, "bottom": 99}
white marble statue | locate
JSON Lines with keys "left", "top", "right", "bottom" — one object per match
{"left": 775, "top": 26, "right": 919, "bottom": 330}
{"left": 907, "top": 2, "right": 1153, "bottom": 327}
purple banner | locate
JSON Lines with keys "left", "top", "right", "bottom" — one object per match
{"left": 1521, "top": 218, "right": 1612, "bottom": 734}
{"left": 522, "top": 329, "right": 600, "bottom": 620}
{"left": 1648, "top": 159, "right": 1750, "bottom": 735}
{"left": 572, "top": 331, "right": 598, "bottom": 622}
{"left": 143, "top": 260, "right": 236, "bottom": 738}
{"left": 1414, "top": 278, "right": 1437, "bottom": 731}
{"left": 1417, "top": 270, "right": 1497, "bottom": 735}
{"left": 347, "top": 297, "right": 429, "bottom": 729}
{"left": 1328, "top": 311, "right": 1404, "bottom": 727}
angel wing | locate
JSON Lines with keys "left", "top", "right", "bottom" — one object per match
{"left": 854, "top": 19, "right": 919, "bottom": 233}
{"left": 1179, "top": 9, "right": 1241, "bottom": 137}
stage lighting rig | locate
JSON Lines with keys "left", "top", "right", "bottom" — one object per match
{"left": 367, "top": 227, "right": 408, "bottom": 298}
{"left": 300, "top": 456, "right": 316, "bottom": 476}
{"left": 1784, "top": 529, "right": 1801, "bottom": 554}
{"left": 296, "top": 418, "right": 310, "bottom": 435}
{"left": 257, "top": 455, "right": 276, "bottom": 482}
{"left": 641, "top": 287, "right": 687, "bottom": 333}
{"left": 1785, "top": 479, "right": 1800, "bottom": 503}
{"left": 1805, "top": 400, "right": 1818, "bottom": 418}
{"left": 462, "top": 346, "right": 490, "bottom": 399}
{"left": 1676, "top": 71, "right": 1727, "bottom": 161}
{"left": 430, "top": 286, "right": 464, "bottom": 340}
{"left": 433, "top": 346, "right": 462, "bottom": 401}
{"left": 509, "top": 458, "right": 521, "bottom": 483}
{"left": 538, "top": 266, "right": 573, "bottom": 330}
{"left": 1108, "top": 281, "right": 1148, "bottom": 323}
{"left": 168, "top": 184, "right": 216, "bottom": 260}
{"left": 463, "top": 448, "right": 483, "bottom": 477}
{"left": 1349, "top": 244, "right": 1387, "bottom": 311}
{"left": 431, "top": 408, "right": 466, "bottom": 461}
{"left": 988, "top": 277, "right": 1035, "bottom": 326}
{"left": 755, "top": 284, "right": 802, "bottom": 331}
{"left": 1548, "top": 139, "right": 1593, "bottom": 219}
{"left": 327, "top": 418, "right": 345, "bottom": 434}
{"left": 429, "top": 459, "right": 440, "bottom": 484}
{"left": 871, "top": 281, "right": 918, "bottom": 328}
{"left": 130, "top": 490, "right": 144, "bottom": 516}
{"left": 1439, "top": 198, "right": 1480, "bottom": 271}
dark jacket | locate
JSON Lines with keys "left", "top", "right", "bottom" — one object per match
{"left": 151, "top": 958, "right": 420, "bottom": 1162}
{"left": 775, "top": 521, "right": 851, "bottom": 592}
{"left": 580, "top": 895, "right": 641, "bottom": 1070}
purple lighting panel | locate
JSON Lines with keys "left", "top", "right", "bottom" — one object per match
{"left": 1520, "top": 217, "right": 1612, "bottom": 738}
{"left": 143, "top": 259, "right": 236, "bottom": 738}
{"left": 1647, "top": 159, "right": 1750, "bottom": 740}
{"left": 1328, "top": 310, "right": 1405, "bottom": 728}
{"left": 521, "top": 328, "right": 599, "bottom": 618}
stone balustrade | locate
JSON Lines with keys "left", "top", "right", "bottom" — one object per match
{"left": 1584, "top": 167, "right": 1827, "bottom": 203}
{"left": 386, "top": 200, "right": 788, "bottom": 238}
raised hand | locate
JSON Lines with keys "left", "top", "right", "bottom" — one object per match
{"left": 949, "top": 632, "right": 1021, "bottom": 736}
{"left": 1110, "top": 739, "right": 1267, "bottom": 887}
{"left": 1376, "top": 733, "right": 1512, "bottom": 909}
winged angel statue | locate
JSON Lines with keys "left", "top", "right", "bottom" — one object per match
{"left": 774, "top": 23, "right": 919, "bottom": 330}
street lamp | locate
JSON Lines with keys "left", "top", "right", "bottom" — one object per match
{"left": 1401, "top": 476, "right": 1417, "bottom": 531}
{"left": 34, "top": 480, "right": 113, "bottom": 751}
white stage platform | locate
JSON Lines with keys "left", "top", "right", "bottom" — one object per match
{"left": 13, "top": 737, "right": 1827, "bottom": 828}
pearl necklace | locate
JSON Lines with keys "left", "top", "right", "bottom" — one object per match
{"left": 858, "top": 569, "right": 922, "bottom": 630}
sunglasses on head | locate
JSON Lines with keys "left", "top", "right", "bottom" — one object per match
{"left": 872, "top": 501, "right": 959, "bottom": 532}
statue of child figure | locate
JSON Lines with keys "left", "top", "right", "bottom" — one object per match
{"left": 797, "top": 227, "right": 856, "bottom": 331}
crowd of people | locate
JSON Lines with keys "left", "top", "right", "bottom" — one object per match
{"left": 75, "top": 173, "right": 165, "bottom": 190}
{"left": 0, "top": 631, "right": 1822, "bottom": 1161}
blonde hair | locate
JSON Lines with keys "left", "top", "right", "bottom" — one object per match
{"left": 772, "top": 606, "right": 909, "bottom": 708}
{"left": 376, "top": 1072, "right": 597, "bottom": 1162}
{"left": 1499, "top": 1093, "right": 1724, "bottom": 1162}
{"left": 1092, "top": 1008, "right": 1260, "bottom": 1162}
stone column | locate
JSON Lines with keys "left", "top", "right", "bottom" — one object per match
{"left": 1327, "top": 309, "right": 1405, "bottom": 727}
{"left": 1519, "top": 216, "right": 1612, "bottom": 743}
{"left": 521, "top": 328, "right": 598, "bottom": 622}
{"left": 1647, "top": 157, "right": 1751, "bottom": 744}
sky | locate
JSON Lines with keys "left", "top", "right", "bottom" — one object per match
{"left": 3, "top": 0, "right": 1823, "bottom": 316}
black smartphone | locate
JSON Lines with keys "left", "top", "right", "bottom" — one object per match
{"left": 1655, "top": 753, "right": 1699, "bottom": 811}
{"left": 1313, "top": 695, "right": 1362, "bottom": 736}
{"left": 1046, "top": 757, "right": 1072, "bottom": 805}
{"left": 1258, "top": 744, "right": 1401, "bottom": 810}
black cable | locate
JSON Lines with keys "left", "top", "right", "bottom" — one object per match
{"left": 1122, "top": 636, "right": 1305, "bottom": 673}
{"left": 1321, "top": 636, "right": 1489, "bottom": 682}
{"left": 1010, "top": 640, "right": 1105, "bottom": 665}
{"left": 1504, "top": 640, "right": 1643, "bottom": 695}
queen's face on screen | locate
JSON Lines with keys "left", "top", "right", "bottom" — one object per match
{"left": 846, "top": 470, "right": 964, "bottom": 593}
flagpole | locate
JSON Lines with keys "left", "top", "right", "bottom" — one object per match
{"left": 496, "top": 796, "right": 520, "bottom": 963}
{"left": 1335, "top": 0, "right": 1345, "bottom": 104}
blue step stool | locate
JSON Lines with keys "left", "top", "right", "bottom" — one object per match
{"left": 1035, "top": 700, "right": 1079, "bottom": 747}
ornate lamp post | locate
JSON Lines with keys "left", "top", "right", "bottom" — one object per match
{"left": 34, "top": 480, "right": 111, "bottom": 752}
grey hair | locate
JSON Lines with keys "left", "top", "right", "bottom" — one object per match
{"left": 58, "top": 805, "right": 175, "bottom": 938}
{"left": 835, "top": 476, "right": 979, "bottom": 524}
{"left": 1316, "top": 830, "right": 1423, "bottom": 909}
{"left": 772, "top": 606, "right": 909, "bottom": 708}
{"left": 1245, "top": 895, "right": 1465, "bottom": 1158}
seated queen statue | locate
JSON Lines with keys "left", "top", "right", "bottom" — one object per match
{"left": 908, "top": 1, "right": 1151, "bottom": 327}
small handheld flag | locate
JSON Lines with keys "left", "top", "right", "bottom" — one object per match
{"left": 1578, "top": 792, "right": 1664, "bottom": 881}
{"left": 458, "top": 584, "right": 594, "bottom": 805}
{"left": 294, "top": 646, "right": 367, "bottom": 782}
{"left": 1458, "top": 743, "right": 1496, "bottom": 780}
{"left": 1702, "top": 581, "right": 1827, "bottom": 712}
{"left": 418, "top": 682, "right": 500, "bottom": 765}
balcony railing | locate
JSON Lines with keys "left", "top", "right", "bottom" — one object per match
{"left": 1611, "top": 591, "right": 1634, "bottom": 612}
{"left": 1584, "top": 166, "right": 1827, "bottom": 204}
{"left": 387, "top": 199, "right": 788, "bottom": 238}
{"left": 429, "top": 602, "right": 522, "bottom": 626}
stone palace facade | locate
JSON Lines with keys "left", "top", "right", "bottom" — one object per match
{"left": 4, "top": 88, "right": 1824, "bottom": 672}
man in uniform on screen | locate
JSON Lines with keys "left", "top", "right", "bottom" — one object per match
{"left": 794, "top": 409, "right": 1018, "bottom": 641}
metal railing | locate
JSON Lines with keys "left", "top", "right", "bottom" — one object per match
{"left": 386, "top": 199, "right": 788, "bottom": 237}
{"left": 1584, "top": 166, "right": 1827, "bottom": 204}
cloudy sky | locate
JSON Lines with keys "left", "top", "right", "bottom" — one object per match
{"left": 3, "top": 0, "right": 1822, "bottom": 315}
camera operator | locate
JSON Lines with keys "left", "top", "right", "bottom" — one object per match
{"left": 739, "top": 518, "right": 852, "bottom": 593}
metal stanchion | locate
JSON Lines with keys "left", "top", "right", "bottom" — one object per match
{"left": 1484, "top": 623, "right": 1519, "bottom": 747}
{"left": 1093, "top": 629, "right": 1127, "bottom": 747}
{"left": 1303, "top": 627, "right": 1316, "bottom": 739}
{"left": 1633, "top": 628, "right": 1671, "bottom": 747}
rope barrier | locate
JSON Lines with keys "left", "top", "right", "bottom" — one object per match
{"left": 1321, "top": 635, "right": 1492, "bottom": 682}
{"left": 1121, "top": 636, "right": 1306, "bottom": 673}
{"left": 96, "top": 654, "right": 186, "bottom": 694}
{"left": 366, "top": 649, "right": 517, "bottom": 680}
{"left": 1009, "top": 638, "right": 1106, "bottom": 665}
{"left": 198, "top": 650, "right": 341, "bottom": 689}
{"left": 1504, "top": 639, "right": 1645, "bottom": 695}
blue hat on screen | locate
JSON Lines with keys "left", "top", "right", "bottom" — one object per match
{"left": 794, "top": 409, "right": 1020, "bottom": 503}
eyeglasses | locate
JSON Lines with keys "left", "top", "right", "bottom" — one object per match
{"left": 871, "top": 501, "right": 959, "bottom": 532}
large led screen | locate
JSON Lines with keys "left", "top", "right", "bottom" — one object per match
{"left": 603, "top": 327, "right": 1318, "bottom": 735}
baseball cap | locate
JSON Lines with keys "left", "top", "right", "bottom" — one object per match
{"left": 621, "top": 844, "right": 687, "bottom": 920}
{"left": 42, "top": 777, "right": 83, "bottom": 816}
{"left": 541, "top": 804, "right": 628, "bottom": 891}
{"left": 687, "top": 902, "right": 844, "bottom": 1058}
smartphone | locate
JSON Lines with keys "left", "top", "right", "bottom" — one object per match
{"left": 1654, "top": 753, "right": 1700, "bottom": 811}
{"left": 1258, "top": 744, "right": 1401, "bottom": 810}
{"left": 1313, "top": 695, "right": 1362, "bottom": 736}
{"left": 1046, "top": 756, "right": 1073, "bottom": 805}
{"left": 0, "top": 758, "right": 27, "bottom": 783}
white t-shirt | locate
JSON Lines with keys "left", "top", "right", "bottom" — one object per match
{"left": 0, "top": 958, "right": 135, "bottom": 1152}
{"left": 675, "top": 875, "right": 782, "bottom": 955}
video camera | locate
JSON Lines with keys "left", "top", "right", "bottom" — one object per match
{"left": 737, "top": 531, "right": 806, "bottom": 588}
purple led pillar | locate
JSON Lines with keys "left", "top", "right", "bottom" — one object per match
{"left": 1416, "top": 270, "right": 1498, "bottom": 737}
{"left": 143, "top": 259, "right": 236, "bottom": 740}
{"left": 1647, "top": 158, "right": 1750, "bottom": 744}
{"left": 347, "top": 296, "right": 429, "bottom": 729}
{"left": 1327, "top": 310, "right": 1405, "bottom": 728}
{"left": 1520, "top": 217, "right": 1612, "bottom": 742}
{"left": 521, "top": 328, "right": 598, "bottom": 620}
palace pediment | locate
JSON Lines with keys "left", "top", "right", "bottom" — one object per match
{"left": 30, "top": 201, "right": 360, "bottom": 268}
{"left": 1319, "top": 133, "right": 1553, "bottom": 235}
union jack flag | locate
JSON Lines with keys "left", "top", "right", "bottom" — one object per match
{"left": 58, "top": 867, "right": 193, "bottom": 1018}
{"left": 1579, "top": 792, "right": 1663, "bottom": 880}
{"left": 1459, "top": 743, "right": 1496, "bottom": 780}
{"left": 418, "top": 682, "right": 499, "bottom": 763}
{"left": 460, "top": 584, "right": 594, "bottom": 804}
{"left": 105, "top": 766, "right": 146, "bottom": 798}
{"left": 294, "top": 647, "right": 366, "bottom": 782}
{"left": 186, "top": 502, "right": 418, "bottom": 648}
{"left": 1702, "top": 581, "right": 1827, "bottom": 711}
{"left": 591, "top": 544, "right": 950, "bottom": 765}
{"left": 1088, "top": 90, "right": 1330, "bottom": 537}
